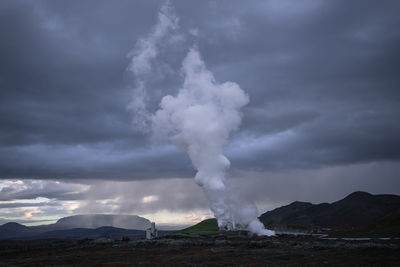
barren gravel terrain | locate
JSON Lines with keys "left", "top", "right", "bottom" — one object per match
{"left": 0, "top": 233, "right": 399, "bottom": 266}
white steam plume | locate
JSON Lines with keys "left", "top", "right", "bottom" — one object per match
{"left": 127, "top": 1, "right": 180, "bottom": 132}
{"left": 152, "top": 48, "right": 274, "bottom": 236}
{"left": 127, "top": 2, "right": 274, "bottom": 236}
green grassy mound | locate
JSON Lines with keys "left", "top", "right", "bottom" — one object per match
{"left": 173, "top": 218, "right": 218, "bottom": 234}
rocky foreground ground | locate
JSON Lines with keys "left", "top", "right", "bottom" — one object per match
{"left": 0, "top": 232, "right": 399, "bottom": 266}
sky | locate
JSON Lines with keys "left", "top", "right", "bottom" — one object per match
{"left": 0, "top": 0, "right": 399, "bottom": 227}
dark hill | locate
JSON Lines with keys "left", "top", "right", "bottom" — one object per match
{"left": 259, "top": 191, "right": 400, "bottom": 230}
{"left": 0, "top": 222, "right": 39, "bottom": 239}
{"left": 257, "top": 201, "right": 314, "bottom": 225}
{"left": 1, "top": 222, "right": 29, "bottom": 231}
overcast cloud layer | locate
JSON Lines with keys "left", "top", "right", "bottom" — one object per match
{"left": 0, "top": 0, "right": 399, "bottom": 224}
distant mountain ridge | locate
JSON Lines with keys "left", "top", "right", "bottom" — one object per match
{"left": 0, "top": 214, "right": 153, "bottom": 240}
{"left": 0, "top": 224, "right": 172, "bottom": 240}
{"left": 259, "top": 191, "right": 400, "bottom": 230}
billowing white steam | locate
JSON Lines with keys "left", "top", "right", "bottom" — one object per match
{"left": 127, "top": 1, "right": 180, "bottom": 132}
{"left": 128, "top": 2, "right": 274, "bottom": 236}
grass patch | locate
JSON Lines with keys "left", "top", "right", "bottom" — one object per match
{"left": 173, "top": 218, "right": 218, "bottom": 234}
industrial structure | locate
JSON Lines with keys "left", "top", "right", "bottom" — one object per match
{"left": 146, "top": 222, "right": 158, "bottom": 239}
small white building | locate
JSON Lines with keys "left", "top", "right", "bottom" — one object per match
{"left": 146, "top": 222, "right": 158, "bottom": 239}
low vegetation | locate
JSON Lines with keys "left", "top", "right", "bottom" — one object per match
{"left": 173, "top": 218, "right": 218, "bottom": 234}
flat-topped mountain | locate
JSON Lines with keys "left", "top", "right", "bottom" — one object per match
{"left": 52, "top": 214, "right": 151, "bottom": 230}
{"left": 28, "top": 214, "right": 151, "bottom": 233}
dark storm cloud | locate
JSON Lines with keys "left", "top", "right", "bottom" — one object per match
{"left": 0, "top": 179, "right": 88, "bottom": 201}
{"left": 0, "top": 0, "right": 399, "bottom": 180}
{"left": 0, "top": 201, "right": 58, "bottom": 209}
